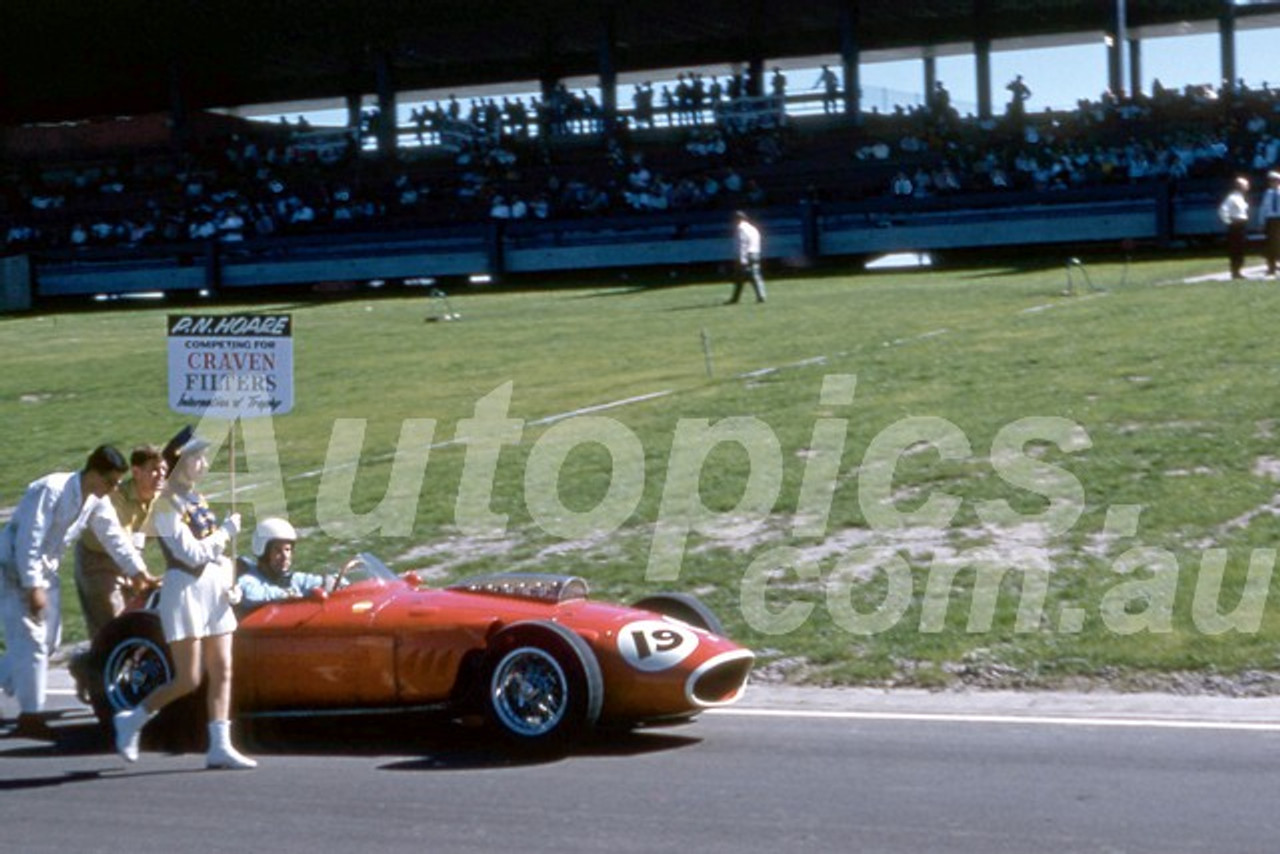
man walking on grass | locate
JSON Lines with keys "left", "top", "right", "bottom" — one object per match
{"left": 726, "top": 210, "right": 767, "bottom": 304}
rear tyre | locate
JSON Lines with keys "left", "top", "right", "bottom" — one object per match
{"left": 631, "top": 593, "right": 725, "bottom": 635}
{"left": 481, "top": 621, "right": 603, "bottom": 750}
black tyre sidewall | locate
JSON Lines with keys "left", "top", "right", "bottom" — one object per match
{"left": 481, "top": 621, "right": 603, "bottom": 748}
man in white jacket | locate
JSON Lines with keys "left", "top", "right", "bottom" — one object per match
{"left": 726, "top": 210, "right": 767, "bottom": 304}
{"left": 0, "top": 445, "right": 147, "bottom": 739}
{"left": 1218, "top": 175, "right": 1251, "bottom": 280}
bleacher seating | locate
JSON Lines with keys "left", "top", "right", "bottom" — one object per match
{"left": 1, "top": 78, "right": 1273, "bottom": 264}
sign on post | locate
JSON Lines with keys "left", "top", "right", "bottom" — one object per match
{"left": 167, "top": 313, "right": 294, "bottom": 417}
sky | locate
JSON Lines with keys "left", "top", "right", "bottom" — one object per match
{"left": 859, "top": 27, "right": 1280, "bottom": 116}
{"left": 242, "top": 22, "right": 1280, "bottom": 127}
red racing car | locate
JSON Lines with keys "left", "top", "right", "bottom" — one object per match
{"left": 80, "top": 553, "right": 754, "bottom": 750}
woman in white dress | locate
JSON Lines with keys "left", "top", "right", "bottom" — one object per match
{"left": 112, "top": 426, "right": 255, "bottom": 769}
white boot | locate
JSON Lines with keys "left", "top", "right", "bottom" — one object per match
{"left": 206, "top": 719, "right": 257, "bottom": 770}
{"left": 113, "top": 706, "right": 155, "bottom": 763}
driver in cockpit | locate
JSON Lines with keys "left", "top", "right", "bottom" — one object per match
{"left": 236, "top": 518, "right": 327, "bottom": 605}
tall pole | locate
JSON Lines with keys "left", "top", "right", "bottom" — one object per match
{"left": 1116, "top": 0, "right": 1128, "bottom": 98}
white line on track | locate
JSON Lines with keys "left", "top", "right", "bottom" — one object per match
{"left": 45, "top": 687, "right": 1280, "bottom": 733}
{"left": 286, "top": 389, "right": 676, "bottom": 484}
{"left": 528, "top": 389, "right": 673, "bottom": 425}
{"left": 709, "top": 706, "right": 1280, "bottom": 733}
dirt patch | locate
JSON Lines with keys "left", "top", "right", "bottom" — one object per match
{"left": 1253, "top": 456, "right": 1280, "bottom": 481}
{"left": 397, "top": 532, "right": 520, "bottom": 576}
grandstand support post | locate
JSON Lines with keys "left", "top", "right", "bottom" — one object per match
{"left": 839, "top": 0, "right": 861, "bottom": 125}
{"left": 974, "top": 36, "right": 992, "bottom": 121}
{"left": 346, "top": 92, "right": 363, "bottom": 133}
{"left": 1219, "top": 3, "right": 1238, "bottom": 93}
{"left": 1156, "top": 180, "right": 1173, "bottom": 247}
{"left": 538, "top": 29, "right": 566, "bottom": 140}
{"left": 1106, "top": 29, "right": 1124, "bottom": 97}
{"left": 374, "top": 51, "right": 398, "bottom": 159}
{"left": 204, "top": 242, "right": 223, "bottom": 296}
{"left": 1128, "top": 37, "right": 1143, "bottom": 99}
{"left": 972, "top": 0, "right": 992, "bottom": 119}
{"left": 168, "top": 59, "right": 190, "bottom": 154}
{"left": 745, "top": 0, "right": 765, "bottom": 98}
{"left": 598, "top": 3, "right": 619, "bottom": 136}
{"left": 801, "top": 197, "right": 820, "bottom": 262}
{"left": 923, "top": 54, "right": 937, "bottom": 113}
{"left": 488, "top": 221, "right": 506, "bottom": 283}
{"left": 1110, "top": 0, "right": 1129, "bottom": 98}
{"left": 747, "top": 58, "right": 765, "bottom": 99}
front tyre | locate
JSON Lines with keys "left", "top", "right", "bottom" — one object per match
{"left": 481, "top": 621, "right": 603, "bottom": 749}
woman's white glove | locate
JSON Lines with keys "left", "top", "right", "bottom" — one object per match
{"left": 222, "top": 512, "right": 241, "bottom": 539}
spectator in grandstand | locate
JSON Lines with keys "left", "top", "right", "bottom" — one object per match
{"left": 771, "top": 68, "right": 787, "bottom": 102}
{"left": 726, "top": 210, "right": 766, "bottom": 304}
{"left": 1218, "top": 175, "right": 1252, "bottom": 280}
{"left": 627, "top": 156, "right": 653, "bottom": 189}
{"left": 929, "top": 81, "right": 953, "bottom": 122}
{"left": 815, "top": 65, "right": 841, "bottom": 114}
{"left": 890, "top": 171, "right": 914, "bottom": 198}
{"left": 1261, "top": 171, "right": 1280, "bottom": 277}
{"left": 1006, "top": 75, "right": 1032, "bottom": 123}
{"left": 723, "top": 168, "right": 744, "bottom": 194}
{"left": 632, "top": 82, "right": 656, "bottom": 128}
{"left": 707, "top": 76, "right": 724, "bottom": 110}
{"left": 686, "top": 128, "right": 727, "bottom": 158}
{"left": 489, "top": 194, "right": 513, "bottom": 220}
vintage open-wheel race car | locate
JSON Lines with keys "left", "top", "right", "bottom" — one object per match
{"left": 78, "top": 553, "right": 754, "bottom": 751}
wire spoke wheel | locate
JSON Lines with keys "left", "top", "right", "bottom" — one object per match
{"left": 480, "top": 621, "right": 603, "bottom": 749}
{"left": 490, "top": 648, "right": 569, "bottom": 738}
{"left": 102, "top": 635, "right": 172, "bottom": 713}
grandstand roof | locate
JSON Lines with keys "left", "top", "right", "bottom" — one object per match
{"left": 2, "top": 0, "right": 1274, "bottom": 124}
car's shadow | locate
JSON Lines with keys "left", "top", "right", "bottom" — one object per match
{"left": 1, "top": 708, "right": 702, "bottom": 772}
{"left": 0, "top": 709, "right": 109, "bottom": 759}
{"left": 244, "top": 712, "right": 703, "bottom": 771}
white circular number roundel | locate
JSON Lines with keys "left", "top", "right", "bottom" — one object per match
{"left": 617, "top": 620, "right": 698, "bottom": 672}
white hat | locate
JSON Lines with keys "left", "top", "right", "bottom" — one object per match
{"left": 162, "top": 425, "right": 212, "bottom": 471}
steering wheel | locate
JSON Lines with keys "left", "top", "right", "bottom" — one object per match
{"left": 331, "top": 557, "right": 363, "bottom": 591}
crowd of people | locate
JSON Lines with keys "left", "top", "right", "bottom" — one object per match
{"left": 0, "top": 428, "right": 328, "bottom": 767}
{"left": 853, "top": 76, "right": 1279, "bottom": 200}
{"left": 4, "top": 73, "right": 1280, "bottom": 258}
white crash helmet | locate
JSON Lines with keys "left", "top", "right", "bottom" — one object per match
{"left": 252, "top": 517, "right": 297, "bottom": 558}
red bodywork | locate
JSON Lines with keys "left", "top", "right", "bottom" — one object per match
{"left": 229, "top": 569, "right": 753, "bottom": 726}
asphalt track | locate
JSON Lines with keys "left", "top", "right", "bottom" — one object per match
{"left": 2, "top": 671, "right": 1279, "bottom": 854}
